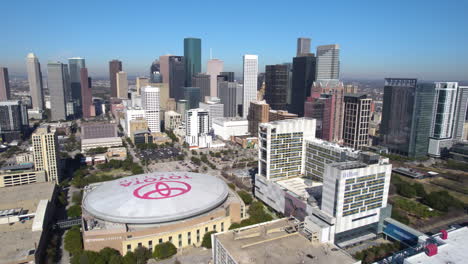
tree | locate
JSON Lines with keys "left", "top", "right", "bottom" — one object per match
{"left": 364, "top": 251, "right": 375, "bottom": 264}
{"left": 109, "top": 255, "right": 124, "bottom": 264}
{"left": 72, "top": 191, "right": 83, "bottom": 205}
{"left": 153, "top": 242, "right": 177, "bottom": 260}
{"left": 123, "top": 251, "right": 136, "bottom": 264}
{"left": 229, "top": 223, "right": 242, "bottom": 230}
{"left": 71, "top": 251, "right": 105, "bottom": 264}
{"left": 67, "top": 205, "right": 82, "bottom": 218}
{"left": 237, "top": 190, "right": 253, "bottom": 205}
{"left": 99, "top": 247, "right": 121, "bottom": 263}
{"left": 422, "top": 191, "right": 464, "bottom": 211}
{"left": 412, "top": 183, "right": 426, "bottom": 197}
{"left": 201, "top": 231, "right": 216, "bottom": 248}
{"left": 134, "top": 246, "right": 152, "bottom": 264}
{"left": 398, "top": 184, "right": 416, "bottom": 198}
{"left": 64, "top": 226, "right": 83, "bottom": 255}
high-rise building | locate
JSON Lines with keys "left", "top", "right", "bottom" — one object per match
{"left": 47, "top": 62, "right": 68, "bottom": 121}
{"left": 453, "top": 86, "right": 468, "bottom": 140}
{"left": 199, "top": 98, "right": 224, "bottom": 126}
{"left": 184, "top": 38, "right": 201, "bottom": 87}
{"left": 316, "top": 44, "right": 340, "bottom": 80}
{"left": 164, "top": 110, "right": 182, "bottom": 131}
{"left": 183, "top": 87, "right": 201, "bottom": 110}
{"left": 247, "top": 100, "right": 269, "bottom": 135}
{"left": 136, "top": 77, "right": 149, "bottom": 95}
{"left": 116, "top": 71, "right": 128, "bottom": 99}
{"left": 258, "top": 118, "right": 316, "bottom": 181}
{"left": 153, "top": 83, "right": 169, "bottom": 111}
{"left": 321, "top": 154, "right": 391, "bottom": 235}
{"left": 109, "top": 60, "right": 122, "bottom": 98}
{"left": 242, "top": 55, "right": 258, "bottom": 118}
{"left": 344, "top": 84, "right": 359, "bottom": 94}
{"left": 141, "top": 86, "right": 161, "bottom": 133}
{"left": 296, "top": 37, "right": 311, "bottom": 57}
{"left": 168, "top": 56, "right": 185, "bottom": 100}
{"left": 32, "top": 126, "right": 60, "bottom": 183}
{"left": 0, "top": 101, "right": 28, "bottom": 142}
{"left": 192, "top": 73, "right": 211, "bottom": 102}
{"left": 218, "top": 81, "right": 242, "bottom": 117}
{"left": 68, "top": 57, "right": 86, "bottom": 112}
{"left": 80, "top": 68, "right": 93, "bottom": 118}
{"left": 218, "top": 72, "right": 234, "bottom": 82}
{"left": 343, "top": 94, "right": 371, "bottom": 149}
{"left": 264, "top": 64, "right": 288, "bottom": 110}
{"left": 282, "top": 62, "right": 293, "bottom": 106}
{"left": 177, "top": 100, "right": 188, "bottom": 121}
{"left": 0, "top": 67, "right": 10, "bottom": 101}
{"left": 185, "top": 108, "right": 212, "bottom": 148}
{"left": 206, "top": 59, "right": 224, "bottom": 97}
{"left": 380, "top": 78, "right": 435, "bottom": 158}
{"left": 150, "top": 60, "right": 161, "bottom": 83}
{"left": 26, "top": 53, "right": 45, "bottom": 111}
{"left": 290, "top": 54, "right": 316, "bottom": 116}
{"left": 159, "top": 55, "right": 171, "bottom": 84}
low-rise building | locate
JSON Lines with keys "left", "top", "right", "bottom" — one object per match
{"left": 212, "top": 117, "right": 248, "bottom": 140}
{"left": 0, "top": 164, "right": 46, "bottom": 188}
{"left": 106, "top": 147, "right": 127, "bottom": 161}
{"left": 81, "top": 137, "right": 123, "bottom": 152}
{"left": 164, "top": 110, "right": 182, "bottom": 131}
{"left": 230, "top": 135, "right": 258, "bottom": 149}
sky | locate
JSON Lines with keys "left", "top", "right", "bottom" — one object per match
{"left": 2, "top": 0, "right": 468, "bottom": 81}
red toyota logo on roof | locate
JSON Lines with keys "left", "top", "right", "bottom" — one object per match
{"left": 133, "top": 181, "right": 191, "bottom": 200}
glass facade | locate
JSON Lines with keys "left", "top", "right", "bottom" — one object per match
{"left": 408, "top": 83, "right": 435, "bottom": 157}
{"left": 184, "top": 38, "right": 201, "bottom": 87}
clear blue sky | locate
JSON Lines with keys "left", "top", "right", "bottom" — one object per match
{"left": 2, "top": 0, "right": 467, "bottom": 80}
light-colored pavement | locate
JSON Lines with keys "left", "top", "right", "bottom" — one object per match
{"left": 148, "top": 247, "right": 212, "bottom": 264}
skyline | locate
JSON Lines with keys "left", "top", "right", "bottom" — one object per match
{"left": 2, "top": 0, "right": 468, "bottom": 80}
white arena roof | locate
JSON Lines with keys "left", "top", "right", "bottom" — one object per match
{"left": 83, "top": 172, "right": 229, "bottom": 224}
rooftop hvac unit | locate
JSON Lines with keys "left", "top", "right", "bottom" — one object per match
{"left": 425, "top": 243, "right": 438, "bottom": 257}
{"left": 440, "top": 229, "right": 448, "bottom": 240}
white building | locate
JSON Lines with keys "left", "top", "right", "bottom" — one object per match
{"left": 124, "top": 107, "right": 145, "bottom": 136}
{"left": 316, "top": 44, "right": 340, "bottom": 80}
{"left": 199, "top": 97, "right": 224, "bottom": 126}
{"left": 212, "top": 117, "right": 248, "bottom": 140}
{"left": 141, "top": 86, "right": 161, "bottom": 133}
{"left": 164, "top": 110, "right": 182, "bottom": 131}
{"left": 185, "top": 108, "right": 212, "bottom": 149}
{"left": 32, "top": 126, "right": 60, "bottom": 183}
{"left": 321, "top": 153, "right": 391, "bottom": 234}
{"left": 206, "top": 59, "right": 224, "bottom": 97}
{"left": 26, "top": 53, "right": 45, "bottom": 111}
{"left": 258, "top": 118, "right": 316, "bottom": 181}
{"left": 242, "top": 55, "right": 258, "bottom": 118}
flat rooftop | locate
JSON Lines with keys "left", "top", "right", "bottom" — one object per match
{"left": 215, "top": 218, "right": 357, "bottom": 264}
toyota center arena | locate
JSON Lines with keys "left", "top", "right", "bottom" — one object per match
{"left": 82, "top": 172, "right": 245, "bottom": 254}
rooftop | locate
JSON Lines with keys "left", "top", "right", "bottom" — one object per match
{"left": 215, "top": 218, "right": 357, "bottom": 264}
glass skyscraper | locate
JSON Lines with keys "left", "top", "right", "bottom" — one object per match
{"left": 68, "top": 57, "right": 85, "bottom": 113}
{"left": 184, "top": 38, "right": 201, "bottom": 87}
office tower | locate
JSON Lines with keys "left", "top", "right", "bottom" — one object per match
{"left": 116, "top": 71, "right": 128, "bottom": 99}
{"left": 290, "top": 54, "right": 316, "bottom": 116}
{"left": 154, "top": 83, "right": 169, "bottom": 111}
{"left": 164, "top": 110, "right": 182, "bottom": 131}
{"left": 247, "top": 100, "right": 269, "bottom": 135}
{"left": 150, "top": 59, "right": 161, "bottom": 83}
{"left": 47, "top": 62, "right": 68, "bottom": 121}
{"left": 26, "top": 53, "right": 45, "bottom": 111}
{"left": 264, "top": 64, "right": 288, "bottom": 110}
{"left": 321, "top": 154, "right": 391, "bottom": 235}
{"left": 199, "top": 98, "right": 224, "bottom": 126}
{"left": 109, "top": 60, "right": 122, "bottom": 98}
{"left": 0, "top": 67, "right": 10, "bottom": 101}
{"left": 453, "top": 86, "right": 468, "bottom": 140}
{"left": 183, "top": 87, "right": 201, "bottom": 110}
{"left": 344, "top": 84, "right": 358, "bottom": 94}
{"left": 218, "top": 72, "right": 235, "bottom": 82}
{"left": 218, "top": 81, "right": 242, "bottom": 117}
{"left": 123, "top": 107, "right": 145, "bottom": 136}
{"left": 380, "top": 78, "right": 435, "bottom": 158}
{"left": 168, "top": 56, "right": 185, "bottom": 100}
{"left": 32, "top": 126, "right": 60, "bottom": 183}
{"left": 428, "top": 82, "right": 459, "bottom": 156}
{"left": 159, "top": 55, "right": 171, "bottom": 84}
{"left": 184, "top": 38, "right": 201, "bottom": 86}
{"left": 343, "top": 94, "right": 371, "bottom": 149}
{"left": 297, "top": 37, "right": 311, "bottom": 57}
{"left": 141, "top": 86, "right": 161, "bottom": 133}
{"left": 192, "top": 73, "right": 211, "bottom": 101}
{"left": 0, "top": 101, "right": 28, "bottom": 141}
{"left": 282, "top": 63, "right": 293, "bottom": 105}
{"left": 80, "top": 68, "right": 93, "bottom": 118}
{"left": 257, "top": 72, "right": 266, "bottom": 91}
{"left": 207, "top": 59, "right": 224, "bottom": 97}
{"left": 68, "top": 57, "right": 86, "bottom": 111}
{"left": 306, "top": 79, "right": 344, "bottom": 142}
{"left": 258, "top": 118, "right": 316, "bottom": 181}
{"left": 316, "top": 44, "right": 340, "bottom": 80}
{"left": 304, "top": 138, "right": 358, "bottom": 182}
{"left": 177, "top": 100, "right": 188, "bottom": 121}
{"left": 185, "top": 108, "right": 211, "bottom": 148}
{"left": 136, "top": 77, "right": 149, "bottom": 95}
{"left": 166, "top": 98, "right": 176, "bottom": 111}
{"left": 242, "top": 55, "right": 258, "bottom": 118}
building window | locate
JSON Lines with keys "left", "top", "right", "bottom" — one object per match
{"left": 221, "top": 222, "right": 224, "bottom": 232}
{"left": 138, "top": 242, "right": 142, "bottom": 247}
{"left": 169, "top": 236, "right": 172, "bottom": 242}
{"left": 205, "top": 227, "right": 208, "bottom": 232}
{"left": 159, "top": 238, "right": 163, "bottom": 244}
{"left": 178, "top": 240, "right": 182, "bottom": 247}
{"left": 213, "top": 225, "right": 216, "bottom": 231}
{"left": 148, "top": 240, "right": 153, "bottom": 248}
{"left": 127, "top": 244, "right": 131, "bottom": 251}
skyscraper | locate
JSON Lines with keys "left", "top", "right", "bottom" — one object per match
{"left": 343, "top": 94, "right": 371, "bottom": 149}
{"left": 290, "top": 54, "right": 316, "bottom": 116}
{"left": 168, "top": 56, "right": 185, "bottom": 100}
{"left": 219, "top": 81, "right": 243, "bottom": 117}
{"left": 159, "top": 55, "right": 171, "bottom": 84}
{"left": 453, "top": 86, "right": 468, "bottom": 140}
{"left": 68, "top": 57, "right": 86, "bottom": 111}
{"left": 296, "top": 37, "right": 311, "bottom": 57}
{"left": 80, "top": 68, "right": 93, "bottom": 118}
{"left": 316, "top": 44, "right": 340, "bottom": 80}
{"left": 199, "top": 98, "right": 224, "bottom": 127}
{"left": 0, "top": 67, "right": 10, "bottom": 101}
{"left": 192, "top": 73, "right": 211, "bottom": 102}
{"left": 218, "top": 72, "right": 235, "bottom": 82}
{"left": 242, "top": 55, "right": 258, "bottom": 118}
{"left": 0, "top": 101, "right": 28, "bottom": 142}
{"left": 150, "top": 59, "right": 161, "bottom": 83}
{"left": 47, "top": 62, "right": 68, "bottom": 121}
{"left": 136, "top": 77, "right": 149, "bottom": 95}
{"left": 141, "top": 86, "right": 161, "bottom": 133}
{"left": 183, "top": 87, "right": 201, "bottom": 110}
{"left": 32, "top": 126, "right": 60, "bottom": 183}
{"left": 116, "top": 71, "right": 128, "bottom": 99}
{"left": 26, "top": 53, "right": 45, "bottom": 111}
{"left": 206, "top": 59, "right": 224, "bottom": 97}
{"left": 264, "top": 64, "right": 288, "bottom": 110}
{"left": 185, "top": 108, "right": 211, "bottom": 148}
{"left": 247, "top": 100, "right": 269, "bottom": 135}
{"left": 109, "top": 60, "right": 122, "bottom": 98}
{"left": 184, "top": 38, "right": 201, "bottom": 86}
